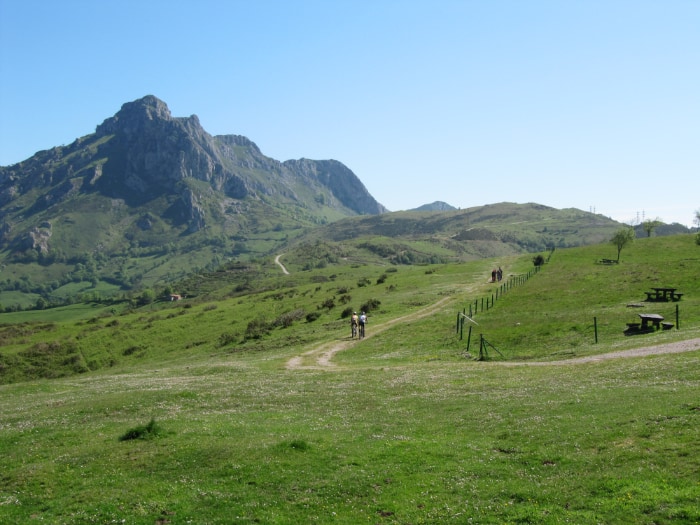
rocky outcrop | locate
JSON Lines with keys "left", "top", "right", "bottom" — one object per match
{"left": 24, "top": 222, "right": 52, "bottom": 253}
{"left": 283, "top": 158, "right": 388, "bottom": 215}
{"left": 180, "top": 187, "right": 206, "bottom": 233}
{"left": 95, "top": 96, "right": 245, "bottom": 203}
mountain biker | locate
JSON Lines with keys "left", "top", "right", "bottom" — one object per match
{"left": 358, "top": 311, "right": 367, "bottom": 339}
{"left": 350, "top": 311, "right": 359, "bottom": 338}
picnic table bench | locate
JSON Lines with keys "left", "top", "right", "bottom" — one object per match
{"left": 644, "top": 288, "right": 683, "bottom": 302}
{"left": 626, "top": 313, "right": 675, "bottom": 334}
{"left": 638, "top": 313, "right": 664, "bottom": 330}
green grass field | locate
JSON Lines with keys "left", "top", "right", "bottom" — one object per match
{"left": 0, "top": 235, "right": 698, "bottom": 524}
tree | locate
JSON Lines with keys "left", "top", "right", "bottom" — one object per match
{"left": 642, "top": 218, "right": 662, "bottom": 237}
{"left": 136, "top": 289, "right": 155, "bottom": 306}
{"left": 610, "top": 227, "right": 635, "bottom": 262}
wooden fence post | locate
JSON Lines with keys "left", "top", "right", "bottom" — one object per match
{"left": 594, "top": 316, "right": 598, "bottom": 344}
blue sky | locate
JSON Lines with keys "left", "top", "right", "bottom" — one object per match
{"left": 1, "top": 0, "right": 698, "bottom": 226}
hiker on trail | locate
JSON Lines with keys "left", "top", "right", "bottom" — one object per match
{"left": 351, "top": 311, "right": 359, "bottom": 338}
{"left": 358, "top": 311, "right": 367, "bottom": 339}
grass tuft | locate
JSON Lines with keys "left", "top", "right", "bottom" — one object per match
{"left": 118, "top": 418, "right": 165, "bottom": 442}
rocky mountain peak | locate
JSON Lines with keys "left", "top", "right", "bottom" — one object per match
{"left": 96, "top": 95, "right": 174, "bottom": 135}
{"left": 0, "top": 95, "right": 387, "bottom": 258}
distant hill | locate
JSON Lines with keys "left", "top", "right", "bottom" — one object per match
{"left": 279, "top": 202, "right": 633, "bottom": 270}
{"left": 411, "top": 201, "right": 456, "bottom": 212}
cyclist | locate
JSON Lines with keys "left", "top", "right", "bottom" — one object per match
{"left": 350, "top": 311, "right": 359, "bottom": 338}
{"left": 358, "top": 311, "right": 367, "bottom": 339}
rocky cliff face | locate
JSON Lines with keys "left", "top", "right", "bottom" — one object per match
{"left": 94, "top": 96, "right": 248, "bottom": 202}
{"left": 283, "top": 158, "right": 387, "bottom": 215}
{"left": 0, "top": 95, "right": 386, "bottom": 243}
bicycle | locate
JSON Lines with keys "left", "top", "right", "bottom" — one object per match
{"left": 351, "top": 322, "right": 358, "bottom": 339}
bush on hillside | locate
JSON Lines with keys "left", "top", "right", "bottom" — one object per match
{"left": 360, "top": 298, "right": 381, "bottom": 313}
{"left": 319, "top": 298, "right": 335, "bottom": 310}
{"left": 305, "top": 312, "right": 321, "bottom": 323}
{"left": 245, "top": 317, "right": 271, "bottom": 340}
{"left": 357, "top": 278, "right": 371, "bottom": 288}
{"left": 273, "top": 309, "right": 305, "bottom": 328}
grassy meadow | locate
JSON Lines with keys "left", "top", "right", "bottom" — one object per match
{"left": 0, "top": 234, "right": 698, "bottom": 524}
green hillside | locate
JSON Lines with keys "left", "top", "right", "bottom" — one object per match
{"left": 279, "top": 202, "right": 627, "bottom": 271}
{"left": 0, "top": 234, "right": 698, "bottom": 523}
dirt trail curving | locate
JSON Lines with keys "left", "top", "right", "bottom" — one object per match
{"left": 285, "top": 295, "right": 454, "bottom": 370}
{"left": 274, "top": 254, "right": 290, "bottom": 275}
{"left": 285, "top": 295, "right": 700, "bottom": 370}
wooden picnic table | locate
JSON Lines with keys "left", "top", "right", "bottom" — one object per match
{"left": 645, "top": 287, "right": 683, "bottom": 302}
{"left": 638, "top": 313, "right": 664, "bottom": 330}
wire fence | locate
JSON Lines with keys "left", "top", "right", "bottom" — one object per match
{"left": 455, "top": 265, "right": 544, "bottom": 360}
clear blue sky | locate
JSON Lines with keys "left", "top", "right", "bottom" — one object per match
{"left": 1, "top": 0, "right": 698, "bottom": 226}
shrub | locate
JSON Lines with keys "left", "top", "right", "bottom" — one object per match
{"left": 340, "top": 307, "right": 353, "bottom": 319}
{"left": 306, "top": 312, "right": 321, "bottom": 323}
{"left": 218, "top": 332, "right": 238, "bottom": 347}
{"left": 319, "top": 298, "right": 335, "bottom": 310}
{"left": 245, "top": 317, "right": 271, "bottom": 340}
{"left": 122, "top": 345, "right": 141, "bottom": 356}
{"left": 273, "top": 309, "right": 305, "bottom": 328}
{"left": 118, "top": 418, "right": 164, "bottom": 442}
{"left": 376, "top": 273, "right": 388, "bottom": 284}
{"left": 360, "top": 298, "right": 381, "bottom": 313}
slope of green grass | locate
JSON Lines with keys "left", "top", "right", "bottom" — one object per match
{"left": 0, "top": 234, "right": 698, "bottom": 523}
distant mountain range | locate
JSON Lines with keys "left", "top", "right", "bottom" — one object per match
{"left": 0, "top": 95, "right": 693, "bottom": 308}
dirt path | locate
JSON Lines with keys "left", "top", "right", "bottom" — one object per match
{"left": 274, "top": 253, "right": 290, "bottom": 275}
{"left": 285, "top": 295, "right": 700, "bottom": 370}
{"left": 285, "top": 295, "right": 454, "bottom": 370}
{"left": 504, "top": 337, "right": 700, "bottom": 366}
